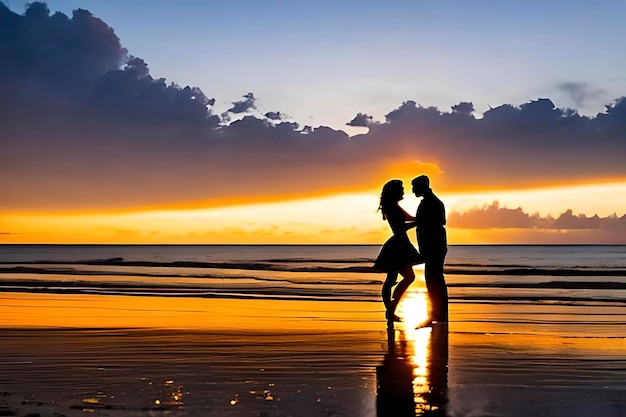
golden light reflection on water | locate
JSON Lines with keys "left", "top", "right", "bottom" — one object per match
{"left": 77, "top": 379, "right": 185, "bottom": 411}
{"left": 0, "top": 293, "right": 381, "bottom": 331}
{"left": 397, "top": 289, "right": 430, "bottom": 330}
{"left": 407, "top": 327, "right": 431, "bottom": 408}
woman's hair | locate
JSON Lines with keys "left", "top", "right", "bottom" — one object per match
{"left": 378, "top": 179, "right": 403, "bottom": 220}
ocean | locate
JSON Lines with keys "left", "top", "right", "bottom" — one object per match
{"left": 1, "top": 244, "right": 625, "bottom": 306}
{"left": 0, "top": 245, "right": 626, "bottom": 298}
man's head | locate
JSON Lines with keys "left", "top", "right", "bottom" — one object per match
{"left": 411, "top": 175, "right": 430, "bottom": 197}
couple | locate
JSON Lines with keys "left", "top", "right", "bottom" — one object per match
{"left": 374, "top": 175, "right": 448, "bottom": 325}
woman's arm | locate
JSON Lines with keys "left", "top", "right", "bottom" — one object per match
{"left": 404, "top": 220, "right": 417, "bottom": 230}
{"left": 388, "top": 205, "right": 417, "bottom": 233}
{"left": 401, "top": 208, "right": 417, "bottom": 230}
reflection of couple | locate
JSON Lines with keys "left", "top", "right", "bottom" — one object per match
{"left": 374, "top": 175, "right": 448, "bottom": 324}
{"left": 376, "top": 324, "right": 449, "bottom": 417}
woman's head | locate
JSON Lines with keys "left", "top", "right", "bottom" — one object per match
{"left": 378, "top": 179, "right": 404, "bottom": 219}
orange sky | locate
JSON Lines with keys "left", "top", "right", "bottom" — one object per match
{"left": 3, "top": 180, "right": 625, "bottom": 244}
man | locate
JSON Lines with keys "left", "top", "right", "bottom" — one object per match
{"left": 412, "top": 175, "right": 448, "bottom": 323}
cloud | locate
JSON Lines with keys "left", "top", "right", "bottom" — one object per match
{"left": 221, "top": 92, "right": 257, "bottom": 122}
{"left": 448, "top": 201, "right": 537, "bottom": 229}
{"left": 265, "top": 111, "right": 285, "bottom": 121}
{"left": 558, "top": 82, "right": 608, "bottom": 108}
{"left": 448, "top": 202, "right": 626, "bottom": 230}
{"left": 383, "top": 100, "right": 442, "bottom": 124}
{"left": 0, "top": 2, "right": 126, "bottom": 86}
{"left": 346, "top": 112, "right": 376, "bottom": 127}
{"left": 451, "top": 102, "right": 474, "bottom": 116}
{"left": 227, "top": 92, "right": 257, "bottom": 114}
{"left": 92, "top": 57, "right": 218, "bottom": 128}
{"left": 0, "top": 2, "right": 218, "bottom": 129}
{"left": 1, "top": 3, "right": 626, "bottom": 214}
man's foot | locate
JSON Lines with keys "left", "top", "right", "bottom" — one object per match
{"left": 415, "top": 319, "right": 433, "bottom": 329}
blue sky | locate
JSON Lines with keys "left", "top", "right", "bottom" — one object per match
{"left": 6, "top": 0, "right": 626, "bottom": 131}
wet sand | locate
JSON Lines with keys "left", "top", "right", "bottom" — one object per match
{"left": 1, "top": 291, "right": 626, "bottom": 416}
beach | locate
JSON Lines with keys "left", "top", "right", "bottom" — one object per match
{"left": 1, "top": 245, "right": 626, "bottom": 416}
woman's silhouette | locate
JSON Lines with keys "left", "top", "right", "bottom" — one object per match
{"left": 374, "top": 179, "right": 423, "bottom": 323}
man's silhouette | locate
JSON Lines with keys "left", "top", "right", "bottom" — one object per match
{"left": 412, "top": 175, "right": 448, "bottom": 323}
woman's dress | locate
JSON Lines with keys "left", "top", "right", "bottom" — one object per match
{"left": 374, "top": 204, "right": 422, "bottom": 272}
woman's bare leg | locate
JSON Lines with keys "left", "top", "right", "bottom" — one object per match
{"left": 387, "top": 265, "right": 415, "bottom": 321}
{"left": 382, "top": 272, "right": 398, "bottom": 309}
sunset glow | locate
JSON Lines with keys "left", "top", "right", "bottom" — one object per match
{"left": 2, "top": 181, "right": 625, "bottom": 244}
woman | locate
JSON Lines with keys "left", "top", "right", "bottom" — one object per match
{"left": 374, "top": 179, "right": 423, "bottom": 322}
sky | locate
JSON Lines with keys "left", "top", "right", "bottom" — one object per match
{"left": 1, "top": 0, "right": 626, "bottom": 244}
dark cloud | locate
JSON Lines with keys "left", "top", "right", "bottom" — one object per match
{"left": 1, "top": 3, "right": 626, "bottom": 214}
{"left": 0, "top": 2, "right": 217, "bottom": 130}
{"left": 0, "top": 2, "right": 126, "bottom": 91}
{"left": 447, "top": 201, "right": 538, "bottom": 229}
{"left": 227, "top": 92, "right": 257, "bottom": 114}
{"left": 384, "top": 100, "right": 442, "bottom": 124}
{"left": 449, "top": 202, "right": 626, "bottom": 230}
{"left": 451, "top": 102, "right": 474, "bottom": 116}
{"left": 558, "top": 82, "right": 608, "bottom": 108}
{"left": 346, "top": 112, "right": 376, "bottom": 127}
{"left": 221, "top": 92, "right": 257, "bottom": 123}
{"left": 92, "top": 57, "right": 218, "bottom": 128}
{"left": 599, "top": 97, "right": 626, "bottom": 127}
{"left": 265, "top": 111, "right": 285, "bottom": 121}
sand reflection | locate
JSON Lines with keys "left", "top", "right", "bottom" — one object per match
{"left": 376, "top": 322, "right": 448, "bottom": 416}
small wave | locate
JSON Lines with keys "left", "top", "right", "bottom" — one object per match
{"left": 4, "top": 257, "right": 626, "bottom": 277}
{"left": 0, "top": 260, "right": 374, "bottom": 273}
{"left": 447, "top": 262, "right": 529, "bottom": 268}
{"left": 449, "top": 281, "right": 626, "bottom": 290}
{"left": 265, "top": 257, "right": 373, "bottom": 263}
{"left": 449, "top": 330, "right": 626, "bottom": 339}
{"left": 445, "top": 267, "right": 626, "bottom": 277}
{"left": 452, "top": 295, "right": 626, "bottom": 305}
{"left": 452, "top": 318, "right": 626, "bottom": 325}
{"left": 0, "top": 282, "right": 375, "bottom": 303}
{"left": 0, "top": 267, "right": 382, "bottom": 286}
{"left": 447, "top": 262, "right": 625, "bottom": 270}
{"left": 2, "top": 279, "right": 626, "bottom": 305}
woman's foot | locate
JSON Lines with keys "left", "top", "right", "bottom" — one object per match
{"left": 385, "top": 311, "right": 402, "bottom": 322}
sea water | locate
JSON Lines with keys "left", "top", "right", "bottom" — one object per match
{"left": 1, "top": 244, "right": 625, "bottom": 306}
